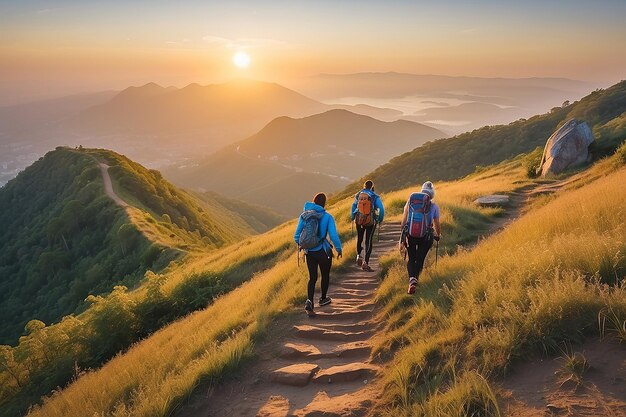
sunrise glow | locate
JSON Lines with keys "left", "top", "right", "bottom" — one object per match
{"left": 233, "top": 52, "right": 251, "bottom": 69}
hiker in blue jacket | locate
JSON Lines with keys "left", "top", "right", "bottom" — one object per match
{"left": 351, "top": 180, "right": 385, "bottom": 272}
{"left": 400, "top": 181, "right": 441, "bottom": 294}
{"left": 294, "top": 193, "right": 342, "bottom": 316}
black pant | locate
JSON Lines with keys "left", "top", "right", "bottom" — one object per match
{"left": 305, "top": 249, "right": 332, "bottom": 302}
{"left": 406, "top": 236, "right": 433, "bottom": 280}
{"left": 356, "top": 223, "right": 376, "bottom": 263}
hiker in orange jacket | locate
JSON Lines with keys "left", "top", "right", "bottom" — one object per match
{"left": 351, "top": 180, "right": 385, "bottom": 272}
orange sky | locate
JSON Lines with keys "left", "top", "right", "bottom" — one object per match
{"left": 1, "top": 1, "right": 625, "bottom": 104}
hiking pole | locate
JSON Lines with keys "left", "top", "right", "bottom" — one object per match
{"left": 435, "top": 239, "right": 439, "bottom": 268}
{"left": 377, "top": 222, "right": 380, "bottom": 242}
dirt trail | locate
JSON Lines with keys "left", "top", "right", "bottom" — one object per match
{"left": 176, "top": 223, "right": 402, "bottom": 417}
{"left": 174, "top": 179, "right": 588, "bottom": 417}
{"left": 98, "top": 162, "right": 128, "bottom": 207}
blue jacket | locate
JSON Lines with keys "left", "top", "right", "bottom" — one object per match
{"left": 294, "top": 202, "right": 342, "bottom": 254}
{"left": 351, "top": 189, "right": 385, "bottom": 223}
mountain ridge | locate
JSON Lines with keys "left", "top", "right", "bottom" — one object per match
{"left": 0, "top": 146, "right": 282, "bottom": 345}
{"left": 168, "top": 108, "right": 445, "bottom": 215}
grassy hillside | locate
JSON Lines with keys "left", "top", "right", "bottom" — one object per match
{"left": 16, "top": 155, "right": 511, "bottom": 417}
{"left": 0, "top": 217, "right": 297, "bottom": 417}
{"left": 0, "top": 147, "right": 165, "bottom": 345}
{"left": 18, "top": 143, "right": 626, "bottom": 417}
{"left": 86, "top": 148, "right": 257, "bottom": 249}
{"left": 371, "top": 144, "right": 626, "bottom": 416}
{"left": 336, "top": 80, "right": 626, "bottom": 200}
{"left": 0, "top": 145, "right": 269, "bottom": 346}
{"left": 0, "top": 147, "right": 289, "bottom": 416}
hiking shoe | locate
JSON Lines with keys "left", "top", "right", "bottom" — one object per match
{"left": 356, "top": 254, "right": 363, "bottom": 267}
{"left": 305, "top": 299, "right": 316, "bottom": 317}
{"left": 407, "top": 277, "right": 418, "bottom": 295}
{"left": 362, "top": 262, "right": 374, "bottom": 272}
{"left": 319, "top": 296, "right": 332, "bottom": 307}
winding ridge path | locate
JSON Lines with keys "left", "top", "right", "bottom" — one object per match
{"left": 177, "top": 222, "right": 402, "bottom": 417}
{"left": 98, "top": 162, "right": 128, "bottom": 207}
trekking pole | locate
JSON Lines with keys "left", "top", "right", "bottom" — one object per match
{"left": 435, "top": 239, "right": 439, "bottom": 268}
{"left": 377, "top": 222, "right": 380, "bottom": 242}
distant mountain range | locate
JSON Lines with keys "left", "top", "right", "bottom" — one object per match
{"left": 0, "top": 80, "right": 411, "bottom": 186}
{"left": 0, "top": 74, "right": 602, "bottom": 190}
{"left": 168, "top": 109, "right": 444, "bottom": 215}
{"left": 298, "top": 72, "right": 596, "bottom": 100}
{"left": 293, "top": 72, "right": 600, "bottom": 134}
{"left": 70, "top": 80, "right": 326, "bottom": 147}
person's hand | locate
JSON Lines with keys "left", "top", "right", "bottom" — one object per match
{"left": 337, "top": 250, "right": 343, "bottom": 258}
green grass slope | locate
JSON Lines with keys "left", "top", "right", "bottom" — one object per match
{"left": 0, "top": 147, "right": 161, "bottom": 346}
{"left": 0, "top": 146, "right": 272, "bottom": 346}
{"left": 86, "top": 148, "right": 258, "bottom": 249}
{"left": 335, "top": 80, "right": 626, "bottom": 199}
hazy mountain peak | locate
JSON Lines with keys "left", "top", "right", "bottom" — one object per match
{"left": 112, "top": 82, "right": 170, "bottom": 103}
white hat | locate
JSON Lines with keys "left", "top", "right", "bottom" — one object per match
{"left": 421, "top": 181, "right": 435, "bottom": 199}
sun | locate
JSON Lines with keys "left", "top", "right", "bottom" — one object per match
{"left": 233, "top": 51, "right": 251, "bottom": 68}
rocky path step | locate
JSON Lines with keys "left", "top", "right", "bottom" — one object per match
{"left": 294, "top": 325, "right": 373, "bottom": 342}
{"left": 293, "top": 390, "right": 375, "bottom": 417}
{"left": 280, "top": 341, "right": 371, "bottom": 360}
{"left": 271, "top": 363, "right": 320, "bottom": 387}
{"left": 307, "top": 322, "right": 374, "bottom": 332}
{"left": 339, "top": 281, "right": 378, "bottom": 291}
{"left": 312, "top": 362, "right": 379, "bottom": 384}
{"left": 313, "top": 309, "right": 374, "bottom": 321}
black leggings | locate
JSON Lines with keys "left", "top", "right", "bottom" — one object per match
{"left": 356, "top": 223, "right": 376, "bottom": 263}
{"left": 305, "top": 249, "right": 332, "bottom": 301}
{"left": 406, "top": 236, "right": 433, "bottom": 280}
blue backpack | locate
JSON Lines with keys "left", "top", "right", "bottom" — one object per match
{"left": 407, "top": 192, "right": 432, "bottom": 238}
{"left": 298, "top": 210, "right": 326, "bottom": 249}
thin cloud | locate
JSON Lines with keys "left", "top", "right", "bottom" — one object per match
{"left": 36, "top": 9, "right": 51, "bottom": 14}
{"left": 164, "top": 38, "right": 194, "bottom": 46}
{"left": 202, "top": 35, "right": 288, "bottom": 49}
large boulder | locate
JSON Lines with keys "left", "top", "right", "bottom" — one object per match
{"left": 474, "top": 194, "right": 510, "bottom": 207}
{"left": 538, "top": 119, "right": 594, "bottom": 176}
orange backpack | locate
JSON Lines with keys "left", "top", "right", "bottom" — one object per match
{"left": 355, "top": 192, "right": 375, "bottom": 226}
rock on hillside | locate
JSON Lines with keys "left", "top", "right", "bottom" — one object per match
{"left": 538, "top": 119, "right": 594, "bottom": 176}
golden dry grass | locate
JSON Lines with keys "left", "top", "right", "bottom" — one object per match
{"left": 372, "top": 159, "right": 626, "bottom": 416}
{"left": 28, "top": 153, "right": 619, "bottom": 417}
